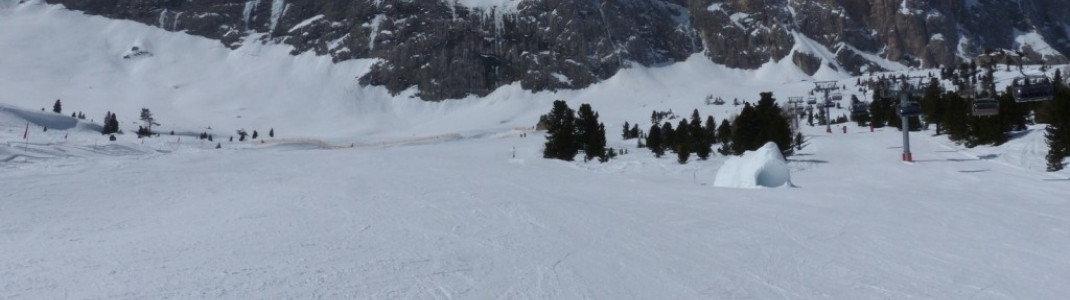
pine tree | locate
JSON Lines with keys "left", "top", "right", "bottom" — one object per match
{"left": 705, "top": 115, "right": 717, "bottom": 141}
{"left": 676, "top": 142, "right": 691, "bottom": 164}
{"left": 252, "top": 130, "right": 259, "bottom": 139}
{"left": 101, "top": 112, "right": 120, "bottom": 135}
{"left": 629, "top": 124, "right": 639, "bottom": 139}
{"left": 101, "top": 112, "right": 111, "bottom": 134}
{"left": 53, "top": 99, "right": 61, "bottom": 114}
{"left": 269, "top": 128, "right": 274, "bottom": 138}
{"left": 574, "top": 104, "right": 602, "bottom": 161}
{"left": 646, "top": 124, "right": 664, "bottom": 157}
{"left": 675, "top": 118, "right": 691, "bottom": 152}
{"left": 717, "top": 119, "right": 732, "bottom": 155}
{"left": 237, "top": 129, "right": 248, "bottom": 141}
{"left": 1045, "top": 82, "right": 1070, "bottom": 171}
{"left": 794, "top": 132, "right": 806, "bottom": 151}
{"left": 542, "top": 100, "right": 578, "bottom": 161}
{"left": 869, "top": 96, "right": 888, "bottom": 128}
{"left": 587, "top": 123, "right": 607, "bottom": 162}
{"left": 731, "top": 103, "right": 759, "bottom": 155}
{"left": 661, "top": 122, "right": 675, "bottom": 151}
{"left": 622, "top": 121, "right": 631, "bottom": 140}
{"left": 139, "top": 108, "right": 158, "bottom": 136}
{"left": 920, "top": 78, "right": 944, "bottom": 134}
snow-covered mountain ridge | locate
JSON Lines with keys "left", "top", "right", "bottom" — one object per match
{"left": 42, "top": 0, "right": 1070, "bottom": 100}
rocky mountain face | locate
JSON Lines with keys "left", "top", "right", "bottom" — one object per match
{"left": 44, "top": 0, "right": 1070, "bottom": 100}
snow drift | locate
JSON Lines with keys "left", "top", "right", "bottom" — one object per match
{"left": 713, "top": 142, "right": 793, "bottom": 188}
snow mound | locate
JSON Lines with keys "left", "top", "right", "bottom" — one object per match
{"left": 0, "top": 104, "right": 78, "bottom": 130}
{"left": 713, "top": 142, "right": 793, "bottom": 188}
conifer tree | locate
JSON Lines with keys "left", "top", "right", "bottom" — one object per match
{"left": 661, "top": 122, "right": 675, "bottom": 151}
{"left": 676, "top": 142, "right": 691, "bottom": 164}
{"left": 705, "top": 115, "right": 717, "bottom": 142}
{"left": 252, "top": 130, "right": 259, "bottom": 139}
{"left": 676, "top": 118, "right": 691, "bottom": 152}
{"left": 1045, "top": 80, "right": 1070, "bottom": 171}
{"left": 542, "top": 100, "right": 578, "bottom": 161}
{"left": 586, "top": 123, "right": 607, "bottom": 162}
{"left": 683, "top": 111, "right": 706, "bottom": 160}
{"left": 794, "top": 132, "right": 806, "bottom": 151}
{"left": 869, "top": 95, "right": 888, "bottom": 128}
{"left": 101, "top": 112, "right": 120, "bottom": 134}
{"left": 139, "top": 108, "right": 158, "bottom": 136}
{"left": 53, "top": 99, "right": 61, "bottom": 114}
{"left": 920, "top": 78, "right": 944, "bottom": 134}
{"left": 731, "top": 103, "right": 759, "bottom": 155}
{"left": 647, "top": 124, "right": 664, "bottom": 157}
{"left": 717, "top": 119, "right": 732, "bottom": 155}
{"left": 622, "top": 121, "right": 631, "bottom": 140}
{"left": 269, "top": 128, "right": 274, "bottom": 138}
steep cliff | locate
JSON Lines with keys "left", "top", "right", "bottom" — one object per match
{"left": 44, "top": 0, "right": 1070, "bottom": 100}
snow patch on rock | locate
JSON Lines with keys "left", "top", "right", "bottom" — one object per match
{"left": 714, "top": 142, "right": 793, "bottom": 188}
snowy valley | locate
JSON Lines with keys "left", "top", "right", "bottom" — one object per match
{"left": 3, "top": 1, "right": 1070, "bottom": 299}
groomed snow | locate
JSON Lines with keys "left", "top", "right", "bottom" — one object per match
{"left": 714, "top": 142, "right": 793, "bottom": 188}
{"left": 3, "top": 1, "right": 1070, "bottom": 298}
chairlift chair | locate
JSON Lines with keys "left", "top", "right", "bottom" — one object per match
{"left": 831, "top": 92, "right": 843, "bottom": 101}
{"left": 971, "top": 97, "right": 999, "bottom": 117}
{"left": 1012, "top": 75, "right": 1054, "bottom": 102}
{"left": 806, "top": 97, "right": 817, "bottom": 105}
{"left": 897, "top": 102, "right": 921, "bottom": 117}
{"left": 850, "top": 102, "right": 869, "bottom": 118}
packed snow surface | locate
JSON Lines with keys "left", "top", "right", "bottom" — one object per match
{"left": 2, "top": 0, "right": 1070, "bottom": 299}
{"left": 714, "top": 142, "right": 793, "bottom": 188}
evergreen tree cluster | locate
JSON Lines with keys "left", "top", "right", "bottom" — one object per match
{"left": 101, "top": 112, "right": 120, "bottom": 135}
{"left": 920, "top": 63, "right": 1028, "bottom": 148}
{"left": 621, "top": 121, "right": 640, "bottom": 140}
{"left": 644, "top": 109, "right": 718, "bottom": 163}
{"left": 1045, "top": 76, "right": 1070, "bottom": 171}
{"left": 650, "top": 110, "right": 676, "bottom": 125}
{"left": 916, "top": 82, "right": 1023, "bottom": 148}
{"left": 727, "top": 92, "right": 796, "bottom": 156}
{"left": 541, "top": 100, "right": 610, "bottom": 162}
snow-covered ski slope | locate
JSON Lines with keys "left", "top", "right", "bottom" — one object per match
{"left": 2, "top": 0, "right": 1070, "bottom": 298}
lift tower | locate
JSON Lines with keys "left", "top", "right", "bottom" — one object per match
{"left": 879, "top": 76, "right": 926, "bottom": 162}
{"left": 813, "top": 81, "right": 839, "bottom": 134}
